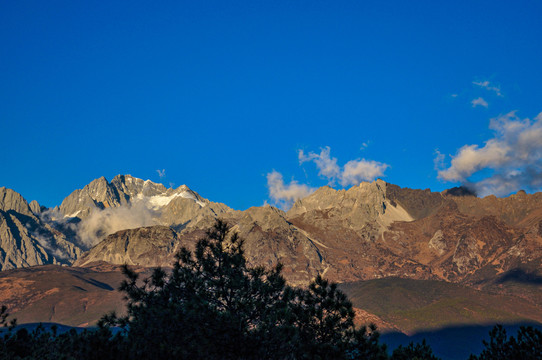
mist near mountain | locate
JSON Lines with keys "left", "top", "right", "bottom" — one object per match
{"left": 74, "top": 200, "right": 159, "bottom": 248}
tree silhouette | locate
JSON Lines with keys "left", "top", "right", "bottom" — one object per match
{"left": 0, "top": 219, "right": 444, "bottom": 359}
{"left": 391, "top": 339, "right": 440, "bottom": 360}
{"left": 103, "top": 219, "right": 388, "bottom": 359}
{"left": 469, "top": 324, "right": 542, "bottom": 360}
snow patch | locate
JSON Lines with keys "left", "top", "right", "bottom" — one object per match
{"left": 148, "top": 191, "right": 205, "bottom": 208}
{"left": 65, "top": 210, "right": 81, "bottom": 218}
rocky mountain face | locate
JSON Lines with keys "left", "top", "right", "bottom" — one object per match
{"left": 59, "top": 175, "right": 231, "bottom": 226}
{"left": 0, "top": 175, "right": 231, "bottom": 271}
{"left": 74, "top": 226, "right": 180, "bottom": 268}
{"left": 285, "top": 181, "right": 542, "bottom": 288}
{"left": 0, "top": 187, "right": 82, "bottom": 270}
{"left": 71, "top": 177, "right": 542, "bottom": 292}
{"left": 75, "top": 205, "right": 325, "bottom": 286}
{"left": 2, "top": 176, "right": 542, "bottom": 293}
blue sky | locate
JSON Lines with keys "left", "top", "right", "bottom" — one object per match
{"left": 1, "top": 1, "right": 541, "bottom": 210}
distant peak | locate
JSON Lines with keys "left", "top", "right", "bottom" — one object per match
{"left": 176, "top": 184, "right": 191, "bottom": 191}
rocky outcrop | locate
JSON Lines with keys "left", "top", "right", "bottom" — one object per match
{"left": 59, "top": 176, "right": 124, "bottom": 218}
{"left": 76, "top": 206, "right": 325, "bottom": 286}
{"left": 450, "top": 190, "right": 542, "bottom": 228}
{"left": 227, "top": 205, "right": 325, "bottom": 286}
{"left": 0, "top": 187, "right": 34, "bottom": 217}
{"left": 288, "top": 180, "right": 414, "bottom": 234}
{"left": 0, "top": 188, "right": 83, "bottom": 270}
{"left": 29, "top": 200, "right": 41, "bottom": 215}
{"left": 160, "top": 195, "right": 233, "bottom": 230}
{"left": 74, "top": 226, "right": 180, "bottom": 267}
{"left": 281, "top": 181, "right": 542, "bottom": 286}
{"left": 0, "top": 176, "right": 238, "bottom": 271}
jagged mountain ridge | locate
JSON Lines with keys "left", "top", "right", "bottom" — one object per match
{"left": 59, "top": 174, "right": 231, "bottom": 225}
{"left": 0, "top": 175, "right": 231, "bottom": 271}
{"left": 72, "top": 177, "right": 542, "bottom": 290}
{"left": 1, "top": 176, "right": 542, "bottom": 292}
{"left": 285, "top": 182, "right": 542, "bottom": 286}
{"left": 0, "top": 187, "right": 82, "bottom": 270}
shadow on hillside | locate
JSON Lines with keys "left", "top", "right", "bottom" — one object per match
{"left": 495, "top": 268, "right": 542, "bottom": 285}
{"left": 73, "top": 275, "right": 114, "bottom": 291}
{"left": 381, "top": 322, "right": 542, "bottom": 360}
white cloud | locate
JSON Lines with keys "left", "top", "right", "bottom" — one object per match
{"left": 340, "top": 159, "right": 388, "bottom": 186}
{"left": 471, "top": 97, "right": 489, "bottom": 108}
{"left": 76, "top": 200, "right": 158, "bottom": 247}
{"left": 268, "top": 146, "right": 389, "bottom": 208}
{"left": 298, "top": 147, "right": 340, "bottom": 181}
{"left": 473, "top": 80, "right": 502, "bottom": 97}
{"left": 298, "top": 146, "right": 389, "bottom": 186}
{"left": 266, "top": 171, "right": 315, "bottom": 210}
{"left": 438, "top": 111, "right": 542, "bottom": 196}
{"left": 38, "top": 201, "right": 159, "bottom": 252}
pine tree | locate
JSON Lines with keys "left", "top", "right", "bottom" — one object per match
{"left": 102, "top": 219, "right": 389, "bottom": 359}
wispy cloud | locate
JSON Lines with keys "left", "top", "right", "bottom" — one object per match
{"left": 266, "top": 171, "right": 315, "bottom": 210}
{"left": 473, "top": 80, "right": 503, "bottom": 97}
{"left": 299, "top": 146, "right": 389, "bottom": 186}
{"left": 471, "top": 97, "right": 489, "bottom": 108}
{"left": 438, "top": 111, "right": 542, "bottom": 196}
{"left": 76, "top": 200, "right": 158, "bottom": 247}
{"left": 41, "top": 199, "right": 160, "bottom": 249}
{"left": 267, "top": 146, "right": 389, "bottom": 209}
{"left": 341, "top": 159, "right": 389, "bottom": 186}
{"left": 298, "top": 147, "right": 340, "bottom": 181}
{"left": 433, "top": 149, "right": 445, "bottom": 170}
{"left": 26, "top": 221, "right": 71, "bottom": 261}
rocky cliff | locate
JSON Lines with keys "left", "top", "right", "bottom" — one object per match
{"left": 2, "top": 177, "right": 542, "bottom": 294}
{"left": 0, "top": 187, "right": 82, "bottom": 270}
{"left": 71, "top": 178, "right": 542, "bottom": 292}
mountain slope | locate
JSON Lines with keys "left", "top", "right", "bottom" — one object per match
{"left": 74, "top": 226, "right": 180, "bottom": 267}
{"left": 62, "top": 177, "right": 542, "bottom": 291}
{"left": 1, "top": 176, "right": 541, "bottom": 302}
{"left": 339, "top": 277, "right": 542, "bottom": 334}
{"left": 0, "top": 187, "right": 82, "bottom": 270}
{"left": 0, "top": 264, "right": 137, "bottom": 326}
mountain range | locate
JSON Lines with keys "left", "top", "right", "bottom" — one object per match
{"left": 1, "top": 175, "right": 541, "bottom": 338}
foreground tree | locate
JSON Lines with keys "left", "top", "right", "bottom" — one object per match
{"left": 391, "top": 339, "right": 441, "bottom": 360}
{"left": 103, "top": 219, "right": 388, "bottom": 359}
{"left": 468, "top": 324, "right": 542, "bottom": 360}
{"left": 1, "top": 219, "right": 441, "bottom": 359}
{"left": 0, "top": 323, "right": 127, "bottom": 360}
